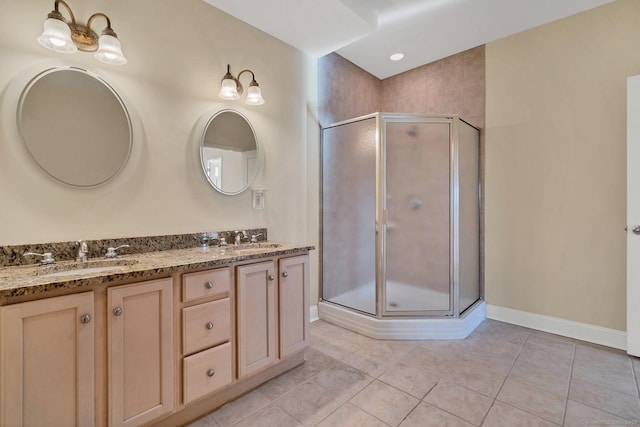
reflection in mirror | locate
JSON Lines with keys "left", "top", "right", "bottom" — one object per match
{"left": 200, "top": 109, "right": 259, "bottom": 195}
{"left": 18, "top": 67, "right": 132, "bottom": 187}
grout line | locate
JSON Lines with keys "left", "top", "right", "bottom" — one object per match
{"left": 632, "top": 358, "right": 640, "bottom": 399}
{"left": 561, "top": 344, "right": 576, "bottom": 426}
{"left": 476, "top": 331, "right": 529, "bottom": 426}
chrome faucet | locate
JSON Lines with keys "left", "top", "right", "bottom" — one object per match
{"left": 105, "top": 245, "right": 129, "bottom": 259}
{"left": 76, "top": 240, "right": 89, "bottom": 262}
{"left": 235, "top": 231, "right": 246, "bottom": 245}
{"left": 23, "top": 251, "right": 55, "bottom": 265}
{"left": 250, "top": 233, "right": 263, "bottom": 243}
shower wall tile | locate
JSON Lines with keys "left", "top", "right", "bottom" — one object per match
{"left": 382, "top": 46, "right": 485, "bottom": 129}
{"left": 318, "top": 53, "right": 381, "bottom": 127}
{"left": 319, "top": 46, "right": 485, "bottom": 128}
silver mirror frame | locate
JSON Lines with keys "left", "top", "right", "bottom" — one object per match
{"left": 199, "top": 109, "right": 262, "bottom": 196}
{"left": 16, "top": 66, "right": 133, "bottom": 188}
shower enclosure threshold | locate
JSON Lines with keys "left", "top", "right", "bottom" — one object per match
{"left": 318, "top": 300, "right": 486, "bottom": 340}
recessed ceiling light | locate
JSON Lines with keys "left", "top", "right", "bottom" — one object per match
{"left": 390, "top": 53, "right": 404, "bottom": 61}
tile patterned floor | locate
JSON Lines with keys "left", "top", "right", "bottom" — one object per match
{"left": 189, "top": 319, "right": 640, "bottom": 427}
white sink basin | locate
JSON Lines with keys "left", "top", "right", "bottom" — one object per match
{"left": 228, "top": 243, "right": 283, "bottom": 255}
{"left": 43, "top": 265, "right": 129, "bottom": 278}
{"left": 33, "top": 259, "right": 138, "bottom": 278}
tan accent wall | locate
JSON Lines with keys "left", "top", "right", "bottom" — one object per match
{"left": 485, "top": 0, "right": 640, "bottom": 330}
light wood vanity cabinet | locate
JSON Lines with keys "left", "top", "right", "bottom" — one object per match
{"left": 0, "top": 248, "right": 310, "bottom": 427}
{"left": 236, "top": 255, "right": 310, "bottom": 378}
{"left": 279, "top": 255, "right": 310, "bottom": 358}
{"left": 0, "top": 292, "right": 95, "bottom": 427}
{"left": 181, "top": 267, "right": 233, "bottom": 404}
{"left": 236, "top": 260, "right": 278, "bottom": 378}
{"left": 108, "top": 278, "right": 174, "bottom": 427}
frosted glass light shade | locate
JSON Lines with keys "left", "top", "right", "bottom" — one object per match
{"left": 219, "top": 78, "right": 240, "bottom": 100}
{"left": 245, "top": 85, "right": 265, "bottom": 105}
{"left": 94, "top": 34, "right": 127, "bottom": 65}
{"left": 37, "top": 17, "right": 76, "bottom": 53}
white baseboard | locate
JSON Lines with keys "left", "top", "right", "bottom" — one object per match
{"left": 310, "top": 305, "right": 319, "bottom": 323}
{"left": 317, "top": 301, "right": 486, "bottom": 340}
{"left": 486, "top": 304, "right": 627, "bottom": 351}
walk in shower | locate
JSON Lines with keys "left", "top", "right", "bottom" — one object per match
{"left": 320, "top": 114, "right": 484, "bottom": 339}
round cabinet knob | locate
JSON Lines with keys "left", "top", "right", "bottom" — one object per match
{"left": 113, "top": 307, "right": 123, "bottom": 316}
{"left": 282, "top": 271, "right": 289, "bottom": 278}
{"left": 268, "top": 274, "right": 275, "bottom": 281}
{"left": 206, "top": 322, "right": 214, "bottom": 330}
{"left": 205, "top": 281, "right": 214, "bottom": 289}
{"left": 207, "top": 369, "right": 215, "bottom": 377}
{"left": 80, "top": 314, "right": 92, "bottom": 324}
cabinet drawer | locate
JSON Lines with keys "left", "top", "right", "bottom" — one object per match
{"left": 183, "top": 268, "right": 231, "bottom": 302}
{"left": 182, "top": 298, "right": 231, "bottom": 355}
{"left": 183, "top": 342, "right": 232, "bottom": 404}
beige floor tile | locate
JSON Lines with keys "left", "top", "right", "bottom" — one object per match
{"left": 458, "top": 344, "right": 518, "bottom": 377}
{"left": 211, "top": 390, "right": 271, "bottom": 427}
{"left": 443, "top": 359, "right": 506, "bottom": 398}
{"left": 257, "top": 368, "right": 308, "bottom": 400}
{"left": 311, "top": 334, "right": 364, "bottom": 361}
{"left": 481, "top": 402, "right": 557, "bottom": 427}
{"left": 311, "top": 360, "right": 374, "bottom": 399}
{"left": 508, "top": 358, "right": 571, "bottom": 397}
{"left": 569, "top": 376, "right": 640, "bottom": 421}
{"left": 274, "top": 381, "right": 345, "bottom": 426}
{"left": 406, "top": 346, "right": 459, "bottom": 376}
{"left": 350, "top": 380, "right": 420, "bottom": 426}
{"left": 516, "top": 345, "right": 573, "bottom": 373}
{"left": 563, "top": 400, "right": 635, "bottom": 427}
{"left": 571, "top": 363, "right": 638, "bottom": 397}
{"left": 293, "top": 348, "right": 340, "bottom": 379}
{"left": 525, "top": 332, "right": 576, "bottom": 358}
{"left": 399, "top": 402, "right": 474, "bottom": 427}
{"left": 424, "top": 380, "right": 493, "bottom": 425}
{"left": 231, "top": 404, "right": 301, "bottom": 427}
{"left": 574, "top": 345, "right": 635, "bottom": 375}
{"left": 342, "top": 345, "right": 399, "bottom": 377}
{"left": 496, "top": 378, "right": 566, "bottom": 424}
{"left": 316, "top": 402, "right": 390, "bottom": 427}
{"left": 378, "top": 359, "right": 439, "bottom": 398}
{"left": 187, "top": 413, "right": 220, "bottom": 427}
{"left": 472, "top": 320, "right": 530, "bottom": 346}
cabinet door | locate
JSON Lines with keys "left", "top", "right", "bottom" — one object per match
{"left": 279, "top": 255, "right": 310, "bottom": 358}
{"left": 236, "top": 261, "right": 277, "bottom": 378}
{"left": 0, "top": 292, "right": 94, "bottom": 427}
{"left": 108, "top": 278, "right": 174, "bottom": 427}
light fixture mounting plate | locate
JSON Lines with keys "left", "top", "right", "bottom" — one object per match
{"left": 70, "top": 24, "right": 98, "bottom": 52}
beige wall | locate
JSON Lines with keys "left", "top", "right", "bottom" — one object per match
{"left": 485, "top": 0, "right": 640, "bottom": 331}
{"left": 0, "top": 1, "right": 319, "bottom": 293}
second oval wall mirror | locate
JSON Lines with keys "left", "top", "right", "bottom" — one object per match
{"left": 17, "top": 66, "right": 133, "bottom": 187}
{"left": 200, "top": 109, "right": 260, "bottom": 195}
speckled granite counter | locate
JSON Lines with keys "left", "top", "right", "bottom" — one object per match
{"left": 0, "top": 242, "right": 314, "bottom": 298}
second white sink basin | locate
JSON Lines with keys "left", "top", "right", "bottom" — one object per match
{"left": 43, "top": 265, "right": 129, "bottom": 278}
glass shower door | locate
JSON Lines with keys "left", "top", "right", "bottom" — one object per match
{"left": 321, "top": 117, "right": 377, "bottom": 315}
{"left": 383, "top": 120, "right": 452, "bottom": 314}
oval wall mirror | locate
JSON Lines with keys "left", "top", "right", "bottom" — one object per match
{"left": 17, "top": 67, "right": 132, "bottom": 187}
{"left": 200, "top": 109, "right": 260, "bottom": 195}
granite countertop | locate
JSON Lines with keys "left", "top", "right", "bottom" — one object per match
{"left": 0, "top": 242, "right": 314, "bottom": 298}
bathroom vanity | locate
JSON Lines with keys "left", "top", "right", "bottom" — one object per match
{"left": 0, "top": 238, "right": 312, "bottom": 427}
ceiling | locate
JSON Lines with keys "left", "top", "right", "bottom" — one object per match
{"left": 204, "top": 0, "right": 614, "bottom": 79}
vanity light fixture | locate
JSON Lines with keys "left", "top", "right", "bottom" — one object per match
{"left": 218, "top": 64, "right": 265, "bottom": 106}
{"left": 37, "top": 0, "right": 127, "bottom": 65}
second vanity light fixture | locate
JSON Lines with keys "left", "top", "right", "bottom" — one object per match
{"left": 37, "top": 0, "right": 127, "bottom": 65}
{"left": 218, "top": 64, "right": 265, "bottom": 106}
